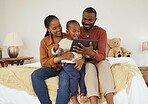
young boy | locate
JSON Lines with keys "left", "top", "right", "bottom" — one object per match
{"left": 52, "top": 20, "right": 87, "bottom": 104}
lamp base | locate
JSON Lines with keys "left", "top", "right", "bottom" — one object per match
{"left": 7, "top": 46, "right": 19, "bottom": 58}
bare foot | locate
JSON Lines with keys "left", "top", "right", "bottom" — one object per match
{"left": 70, "top": 96, "right": 79, "bottom": 104}
{"left": 80, "top": 95, "right": 88, "bottom": 103}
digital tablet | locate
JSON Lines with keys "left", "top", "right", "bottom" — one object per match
{"left": 70, "top": 39, "right": 98, "bottom": 52}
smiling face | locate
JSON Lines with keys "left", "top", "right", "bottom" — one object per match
{"left": 47, "top": 19, "right": 62, "bottom": 38}
{"left": 82, "top": 11, "right": 97, "bottom": 31}
{"left": 66, "top": 22, "right": 80, "bottom": 40}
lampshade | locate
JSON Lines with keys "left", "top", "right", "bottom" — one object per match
{"left": 3, "top": 32, "right": 24, "bottom": 46}
{"left": 142, "top": 41, "right": 148, "bottom": 52}
{"left": 3, "top": 32, "right": 24, "bottom": 58}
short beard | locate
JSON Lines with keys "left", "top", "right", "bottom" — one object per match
{"left": 82, "top": 22, "right": 95, "bottom": 31}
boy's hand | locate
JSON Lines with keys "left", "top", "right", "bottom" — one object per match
{"left": 60, "top": 52, "right": 74, "bottom": 60}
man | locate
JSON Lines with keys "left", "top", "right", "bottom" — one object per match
{"left": 73, "top": 7, "right": 115, "bottom": 104}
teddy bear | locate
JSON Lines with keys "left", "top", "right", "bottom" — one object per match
{"left": 107, "top": 38, "right": 131, "bottom": 58}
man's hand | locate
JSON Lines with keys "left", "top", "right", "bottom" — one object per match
{"left": 74, "top": 57, "right": 85, "bottom": 71}
{"left": 73, "top": 42, "right": 95, "bottom": 58}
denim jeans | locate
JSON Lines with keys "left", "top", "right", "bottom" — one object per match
{"left": 63, "top": 63, "right": 86, "bottom": 97}
{"left": 56, "top": 69, "right": 70, "bottom": 104}
{"left": 31, "top": 67, "right": 70, "bottom": 104}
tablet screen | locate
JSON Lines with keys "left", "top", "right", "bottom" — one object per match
{"left": 70, "top": 39, "right": 98, "bottom": 52}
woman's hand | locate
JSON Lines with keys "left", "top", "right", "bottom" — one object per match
{"left": 74, "top": 57, "right": 85, "bottom": 71}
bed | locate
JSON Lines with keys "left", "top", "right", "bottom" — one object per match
{"left": 0, "top": 57, "right": 148, "bottom": 104}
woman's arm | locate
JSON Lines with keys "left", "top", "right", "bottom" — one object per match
{"left": 53, "top": 52, "right": 74, "bottom": 63}
{"left": 40, "top": 40, "right": 58, "bottom": 68}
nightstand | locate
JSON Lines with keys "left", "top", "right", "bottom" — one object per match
{"left": 0, "top": 57, "right": 34, "bottom": 67}
{"left": 139, "top": 66, "right": 148, "bottom": 86}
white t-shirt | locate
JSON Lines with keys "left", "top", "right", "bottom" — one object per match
{"left": 52, "top": 38, "right": 82, "bottom": 63}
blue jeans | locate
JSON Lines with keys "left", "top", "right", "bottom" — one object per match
{"left": 63, "top": 63, "right": 86, "bottom": 97}
{"left": 31, "top": 67, "right": 70, "bottom": 104}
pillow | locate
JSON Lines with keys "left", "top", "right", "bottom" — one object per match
{"left": 106, "top": 43, "right": 110, "bottom": 56}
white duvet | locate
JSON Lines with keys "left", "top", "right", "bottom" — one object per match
{"left": 0, "top": 57, "right": 148, "bottom": 104}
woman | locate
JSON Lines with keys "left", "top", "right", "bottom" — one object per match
{"left": 31, "top": 15, "right": 72, "bottom": 104}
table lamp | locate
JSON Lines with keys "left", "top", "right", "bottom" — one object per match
{"left": 142, "top": 41, "right": 148, "bottom": 52}
{"left": 3, "top": 32, "right": 24, "bottom": 58}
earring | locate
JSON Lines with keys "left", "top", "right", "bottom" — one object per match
{"left": 48, "top": 32, "right": 52, "bottom": 35}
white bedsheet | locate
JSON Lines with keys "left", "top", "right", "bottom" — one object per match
{"left": 0, "top": 57, "right": 148, "bottom": 104}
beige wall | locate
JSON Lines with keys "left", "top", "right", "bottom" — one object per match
{"left": 0, "top": 0, "right": 148, "bottom": 66}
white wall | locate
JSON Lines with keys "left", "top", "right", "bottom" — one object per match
{"left": 0, "top": 0, "right": 148, "bottom": 66}
{"left": 0, "top": 0, "right": 4, "bottom": 45}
